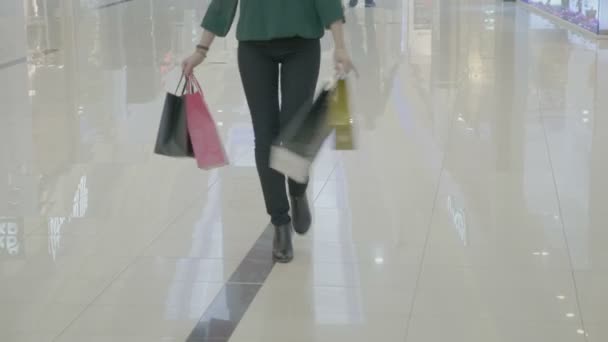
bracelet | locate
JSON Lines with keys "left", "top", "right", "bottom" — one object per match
{"left": 196, "top": 44, "right": 210, "bottom": 52}
{"left": 195, "top": 49, "right": 207, "bottom": 57}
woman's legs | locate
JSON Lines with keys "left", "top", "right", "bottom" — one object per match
{"left": 238, "top": 38, "right": 321, "bottom": 260}
{"left": 238, "top": 39, "right": 321, "bottom": 228}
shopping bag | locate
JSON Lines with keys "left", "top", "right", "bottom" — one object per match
{"left": 270, "top": 86, "right": 334, "bottom": 183}
{"left": 328, "top": 79, "right": 350, "bottom": 126}
{"left": 184, "top": 75, "right": 229, "bottom": 170}
{"left": 154, "top": 76, "right": 194, "bottom": 158}
{"left": 334, "top": 124, "right": 355, "bottom": 150}
{"left": 328, "top": 79, "right": 355, "bottom": 150}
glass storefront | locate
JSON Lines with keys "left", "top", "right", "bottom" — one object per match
{"left": 521, "top": 0, "right": 607, "bottom": 35}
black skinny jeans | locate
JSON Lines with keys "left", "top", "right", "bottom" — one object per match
{"left": 238, "top": 38, "right": 321, "bottom": 226}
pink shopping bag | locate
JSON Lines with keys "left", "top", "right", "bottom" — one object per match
{"left": 184, "top": 75, "right": 229, "bottom": 170}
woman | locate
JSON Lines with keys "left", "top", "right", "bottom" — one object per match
{"left": 182, "top": 0, "right": 355, "bottom": 263}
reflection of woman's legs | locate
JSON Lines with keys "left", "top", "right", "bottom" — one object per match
{"left": 237, "top": 42, "right": 288, "bottom": 226}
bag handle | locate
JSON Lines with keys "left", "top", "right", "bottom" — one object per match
{"left": 188, "top": 75, "right": 204, "bottom": 96}
{"left": 175, "top": 75, "right": 190, "bottom": 95}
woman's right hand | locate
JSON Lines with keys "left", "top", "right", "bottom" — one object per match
{"left": 182, "top": 51, "right": 206, "bottom": 76}
{"left": 334, "top": 48, "right": 357, "bottom": 77}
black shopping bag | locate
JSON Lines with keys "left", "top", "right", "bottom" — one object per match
{"left": 154, "top": 77, "right": 194, "bottom": 158}
{"left": 270, "top": 86, "right": 334, "bottom": 183}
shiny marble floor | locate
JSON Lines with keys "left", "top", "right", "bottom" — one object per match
{"left": 2, "top": 0, "right": 608, "bottom": 341}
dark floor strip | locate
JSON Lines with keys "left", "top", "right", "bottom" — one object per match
{"left": 96, "top": 0, "right": 133, "bottom": 9}
{"left": 186, "top": 226, "right": 276, "bottom": 342}
{"left": 0, "top": 57, "right": 27, "bottom": 71}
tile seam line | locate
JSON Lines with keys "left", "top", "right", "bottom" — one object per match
{"left": 401, "top": 95, "right": 458, "bottom": 341}
{"left": 539, "top": 115, "right": 590, "bottom": 342}
{"left": 51, "top": 176, "right": 221, "bottom": 341}
{"left": 313, "top": 163, "right": 338, "bottom": 203}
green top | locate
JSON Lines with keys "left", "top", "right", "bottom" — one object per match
{"left": 201, "top": 0, "right": 344, "bottom": 41}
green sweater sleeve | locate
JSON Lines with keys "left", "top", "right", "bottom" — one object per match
{"left": 315, "top": 0, "right": 345, "bottom": 28}
{"left": 201, "top": 0, "right": 238, "bottom": 37}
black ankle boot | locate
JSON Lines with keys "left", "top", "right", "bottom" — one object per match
{"left": 273, "top": 223, "right": 293, "bottom": 263}
{"left": 291, "top": 195, "right": 311, "bottom": 235}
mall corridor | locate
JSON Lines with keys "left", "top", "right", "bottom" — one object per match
{"left": 1, "top": 0, "right": 608, "bottom": 341}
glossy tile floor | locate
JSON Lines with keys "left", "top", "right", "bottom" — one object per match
{"left": 2, "top": 0, "right": 608, "bottom": 341}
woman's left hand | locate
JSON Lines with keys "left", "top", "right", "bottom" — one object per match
{"left": 334, "top": 48, "right": 357, "bottom": 77}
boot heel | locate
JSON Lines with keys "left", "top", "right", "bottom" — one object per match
{"left": 291, "top": 195, "right": 312, "bottom": 235}
{"left": 273, "top": 223, "right": 294, "bottom": 263}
